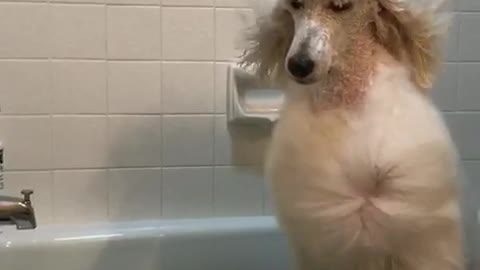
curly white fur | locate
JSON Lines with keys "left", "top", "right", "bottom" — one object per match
{"left": 241, "top": 0, "right": 465, "bottom": 269}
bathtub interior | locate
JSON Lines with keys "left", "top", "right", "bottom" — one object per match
{"left": 1, "top": 209, "right": 478, "bottom": 270}
{"left": 0, "top": 217, "right": 295, "bottom": 270}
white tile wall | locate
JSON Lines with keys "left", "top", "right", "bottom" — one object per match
{"left": 108, "top": 115, "right": 162, "bottom": 167}
{"left": 162, "top": 115, "right": 214, "bottom": 166}
{"left": 53, "top": 170, "right": 108, "bottom": 224}
{"left": 0, "top": 1, "right": 477, "bottom": 235}
{"left": 459, "top": 13, "right": 480, "bottom": 61}
{"left": 0, "top": 61, "right": 50, "bottom": 114}
{"left": 0, "top": 117, "right": 51, "bottom": 170}
{"left": 162, "top": 7, "right": 214, "bottom": 60}
{"left": 213, "top": 166, "right": 264, "bottom": 216}
{"left": 52, "top": 60, "right": 107, "bottom": 114}
{"left": 107, "top": 6, "right": 161, "bottom": 60}
{"left": 0, "top": 3, "right": 49, "bottom": 58}
{"left": 51, "top": 4, "right": 106, "bottom": 59}
{"left": 108, "top": 168, "right": 162, "bottom": 221}
{"left": 52, "top": 116, "right": 108, "bottom": 169}
{"left": 108, "top": 61, "right": 162, "bottom": 113}
{"left": 162, "top": 62, "right": 214, "bottom": 113}
{"left": 162, "top": 167, "right": 213, "bottom": 218}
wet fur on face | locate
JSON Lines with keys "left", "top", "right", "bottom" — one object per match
{"left": 241, "top": 0, "right": 450, "bottom": 90}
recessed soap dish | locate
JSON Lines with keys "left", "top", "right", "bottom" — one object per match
{"left": 227, "top": 65, "right": 284, "bottom": 124}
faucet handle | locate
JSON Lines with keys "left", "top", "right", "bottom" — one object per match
{"left": 21, "top": 189, "right": 34, "bottom": 204}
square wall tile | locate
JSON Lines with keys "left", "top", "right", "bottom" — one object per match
{"left": 444, "top": 14, "right": 459, "bottom": 62}
{"left": 108, "top": 168, "right": 162, "bottom": 221}
{"left": 162, "top": 167, "right": 213, "bottom": 218}
{"left": 52, "top": 116, "right": 108, "bottom": 169}
{"left": 51, "top": 4, "right": 106, "bottom": 59}
{"left": 52, "top": 60, "right": 107, "bottom": 114}
{"left": 460, "top": 161, "right": 480, "bottom": 211}
{"left": 0, "top": 61, "right": 50, "bottom": 114}
{"left": 215, "top": 0, "right": 250, "bottom": 7}
{"left": 2, "top": 172, "right": 53, "bottom": 225}
{"left": 107, "top": 6, "right": 161, "bottom": 60}
{"left": 108, "top": 61, "right": 162, "bottom": 114}
{"left": 0, "top": 0, "right": 47, "bottom": 1}
{"left": 162, "top": 62, "right": 214, "bottom": 113}
{"left": 53, "top": 170, "right": 108, "bottom": 224}
{"left": 0, "top": 117, "right": 51, "bottom": 170}
{"left": 214, "top": 167, "right": 263, "bottom": 216}
{"left": 459, "top": 13, "right": 480, "bottom": 61}
{"left": 451, "top": 0, "right": 460, "bottom": 11}
{"left": 215, "top": 63, "right": 229, "bottom": 113}
{"left": 108, "top": 116, "right": 162, "bottom": 167}
{"left": 162, "top": 7, "right": 214, "bottom": 60}
{"left": 459, "top": 0, "right": 480, "bottom": 11}
{"left": 458, "top": 63, "right": 480, "bottom": 111}
{"left": 0, "top": 3, "right": 49, "bottom": 58}
{"left": 162, "top": 115, "right": 214, "bottom": 166}
{"left": 444, "top": 113, "right": 480, "bottom": 160}
{"left": 215, "top": 8, "right": 254, "bottom": 61}
{"left": 214, "top": 115, "right": 272, "bottom": 166}
{"left": 432, "top": 63, "right": 458, "bottom": 111}
{"left": 163, "top": 0, "right": 213, "bottom": 5}
{"left": 460, "top": 161, "right": 480, "bottom": 263}
{"left": 52, "top": 0, "right": 105, "bottom": 3}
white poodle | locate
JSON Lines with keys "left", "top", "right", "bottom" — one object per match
{"left": 241, "top": 0, "right": 465, "bottom": 269}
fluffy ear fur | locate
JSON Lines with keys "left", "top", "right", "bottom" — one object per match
{"left": 240, "top": 4, "right": 294, "bottom": 83}
{"left": 373, "top": 0, "right": 451, "bottom": 90}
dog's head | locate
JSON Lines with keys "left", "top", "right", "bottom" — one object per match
{"left": 241, "top": 0, "right": 450, "bottom": 89}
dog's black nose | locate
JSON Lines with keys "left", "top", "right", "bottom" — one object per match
{"left": 287, "top": 55, "right": 315, "bottom": 79}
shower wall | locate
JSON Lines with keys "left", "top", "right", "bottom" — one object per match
{"left": 0, "top": 0, "right": 274, "bottom": 225}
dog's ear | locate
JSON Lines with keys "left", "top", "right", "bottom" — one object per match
{"left": 373, "top": 0, "right": 450, "bottom": 90}
{"left": 240, "top": 4, "right": 294, "bottom": 82}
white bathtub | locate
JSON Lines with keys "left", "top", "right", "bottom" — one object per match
{"left": 0, "top": 217, "right": 294, "bottom": 270}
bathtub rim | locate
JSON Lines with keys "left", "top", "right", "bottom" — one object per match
{"left": 0, "top": 216, "right": 280, "bottom": 247}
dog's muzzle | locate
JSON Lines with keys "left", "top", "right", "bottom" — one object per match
{"left": 287, "top": 54, "right": 315, "bottom": 81}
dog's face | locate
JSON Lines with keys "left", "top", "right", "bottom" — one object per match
{"left": 242, "top": 0, "right": 447, "bottom": 90}
{"left": 281, "top": 0, "right": 376, "bottom": 84}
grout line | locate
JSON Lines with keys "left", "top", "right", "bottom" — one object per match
{"left": 4, "top": 111, "right": 480, "bottom": 117}
{"left": 103, "top": 0, "right": 110, "bottom": 222}
{"left": 104, "top": 0, "right": 109, "bottom": 115}
{"left": 212, "top": 1, "right": 218, "bottom": 215}
{"left": 0, "top": 1, "right": 254, "bottom": 9}
{"left": 0, "top": 58, "right": 239, "bottom": 64}
{"left": 4, "top": 165, "right": 257, "bottom": 173}
{"left": 158, "top": 2, "right": 164, "bottom": 215}
{"left": 47, "top": 0, "right": 55, "bottom": 221}
{"left": 159, "top": 166, "right": 164, "bottom": 217}
{"left": 159, "top": 4, "right": 164, "bottom": 115}
{"left": 0, "top": 113, "right": 229, "bottom": 117}
{"left": 104, "top": 0, "right": 110, "bottom": 219}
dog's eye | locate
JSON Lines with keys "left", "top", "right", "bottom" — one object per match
{"left": 290, "top": 0, "right": 304, "bottom": 10}
{"left": 329, "top": 1, "right": 353, "bottom": 13}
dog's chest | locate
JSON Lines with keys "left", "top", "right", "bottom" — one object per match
{"left": 267, "top": 87, "right": 446, "bottom": 194}
{"left": 269, "top": 108, "right": 372, "bottom": 179}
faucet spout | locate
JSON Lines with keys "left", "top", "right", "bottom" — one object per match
{"left": 0, "top": 190, "right": 37, "bottom": 230}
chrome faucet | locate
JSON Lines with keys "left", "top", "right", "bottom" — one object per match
{"left": 0, "top": 190, "right": 36, "bottom": 230}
